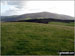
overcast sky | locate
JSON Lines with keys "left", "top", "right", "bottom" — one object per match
{"left": 1, "top": 0, "right": 74, "bottom": 17}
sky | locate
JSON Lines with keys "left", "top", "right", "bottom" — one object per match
{"left": 1, "top": 0, "right": 74, "bottom": 17}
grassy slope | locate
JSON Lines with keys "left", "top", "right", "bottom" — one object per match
{"left": 49, "top": 22, "right": 74, "bottom": 26}
{"left": 1, "top": 22, "right": 74, "bottom": 55}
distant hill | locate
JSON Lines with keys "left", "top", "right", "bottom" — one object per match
{"left": 1, "top": 12, "right": 75, "bottom": 22}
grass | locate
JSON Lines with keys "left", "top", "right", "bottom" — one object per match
{"left": 1, "top": 22, "right": 74, "bottom": 55}
{"left": 49, "top": 22, "right": 74, "bottom": 26}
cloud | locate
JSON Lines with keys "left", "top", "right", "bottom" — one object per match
{"left": 1, "top": 0, "right": 27, "bottom": 8}
{"left": 8, "top": 1, "right": 27, "bottom": 8}
{"left": 1, "top": 0, "right": 74, "bottom": 17}
{"left": 1, "top": 0, "right": 28, "bottom": 16}
{"left": 1, "top": 10, "right": 17, "bottom": 16}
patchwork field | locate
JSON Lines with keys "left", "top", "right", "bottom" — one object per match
{"left": 1, "top": 22, "right": 74, "bottom": 55}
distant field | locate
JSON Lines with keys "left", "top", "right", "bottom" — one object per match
{"left": 1, "top": 22, "right": 74, "bottom": 55}
{"left": 49, "top": 22, "right": 74, "bottom": 26}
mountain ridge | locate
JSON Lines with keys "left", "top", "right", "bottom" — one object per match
{"left": 1, "top": 12, "right": 75, "bottom": 22}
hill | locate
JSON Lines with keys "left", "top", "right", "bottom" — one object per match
{"left": 1, "top": 12, "right": 74, "bottom": 22}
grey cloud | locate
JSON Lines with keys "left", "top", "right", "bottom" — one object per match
{"left": 8, "top": 1, "right": 27, "bottom": 8}
{"left": 1, "top": 0, "right": 28, "bottom": 16}
{"left": 0, "top": 0, "right": 48, "bottom": 9}
{"left": 2, "top": 9, "right": 19, "bottom": 16}
{"left": 1, "top": 0, "right": 27, "bottom": 8}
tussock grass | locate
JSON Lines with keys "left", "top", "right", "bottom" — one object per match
{"left": 1, "top": 22, "right": 74, "bottom": 55}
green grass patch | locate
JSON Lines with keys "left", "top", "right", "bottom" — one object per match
{"left": 49, "top": 22, "right": 74, "bottom": 26}
{"left": 1, "top": 22, "right": 74, "bottom": 55}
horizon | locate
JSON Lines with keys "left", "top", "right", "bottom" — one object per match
{"left": 1, "top": 0, "right": 74, "bottom": 17}
{"left": 1, "top": 11, "right": 74, "bottom": 18}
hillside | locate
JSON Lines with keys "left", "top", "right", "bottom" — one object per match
{"left": 1, "top": 22, "right": 74, "bottom": 55}
{"left": 1, "top": 12, "right": 74, "bottom": 22}
{"left": 17, "top": 18, "right": 74, "bottom": 24}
